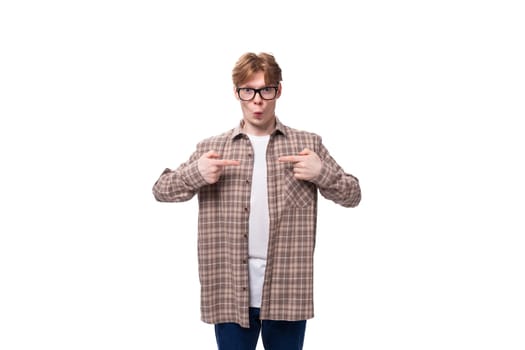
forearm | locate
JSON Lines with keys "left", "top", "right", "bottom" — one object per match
{"left": 311, "top": 140, "right": 361, "bottom": 208}
{"left": 152, "top": 160, "right": 208, "bottom": 202}
{"left": 314, "top": 162, "right": 361, "bottom": 207}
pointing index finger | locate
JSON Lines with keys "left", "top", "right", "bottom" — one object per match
{"left": 278, "top": 155, "right": 302, "bottom": 163}
{"left": 210, "top": 159, "right": 240, "bottom": 166}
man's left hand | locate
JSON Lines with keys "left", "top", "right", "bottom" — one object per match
{"left": 278, "top": 148, "right": 322, "bottom": 181}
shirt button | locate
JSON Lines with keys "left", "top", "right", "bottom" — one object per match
{"left": 245, "top": 179, "right": 250, "bottom": 184}
{"left": 244, "top": 207, "right": 249, "bottom": 212}
{"left": 242, "top": 259, "right": 247, "bottom": 264}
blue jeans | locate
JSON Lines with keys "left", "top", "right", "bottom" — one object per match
{"left": 214, "top": 307, "right": 307, "bottom": 350}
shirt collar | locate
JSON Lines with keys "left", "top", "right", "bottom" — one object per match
{"left": 231, "top": 117, "right": 287, "bottom": 140}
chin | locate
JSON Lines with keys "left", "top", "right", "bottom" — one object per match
{"left": 250, "top": 116, "right": 265, "bottom": 123}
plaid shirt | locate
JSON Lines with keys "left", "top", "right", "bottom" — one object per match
{"left": 153, "top": 119, "right": 361, "bottom": 328}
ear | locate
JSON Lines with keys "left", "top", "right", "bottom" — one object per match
{"left": 276, "top": 83, "right": 282, "bottom": 99}
{"left": 233, "top": 86, "right": 240, "bottom": 100}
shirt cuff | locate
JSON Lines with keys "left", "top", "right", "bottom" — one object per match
{"left": 181, "top": 161, "right": 209, "bottom": 190}
{"left": 312, "top": 162, "right": 339, "bottom": 188}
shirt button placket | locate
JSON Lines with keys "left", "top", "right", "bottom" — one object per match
{"left": 242, "top": 258, "right": 248, "bottom": 293}
{"left": 242, "top": 141, "right": 252, "bottom": 299}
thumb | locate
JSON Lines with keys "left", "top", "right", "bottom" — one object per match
{"left": 204, "top": 150, "right": 220, "bottom": 159}
{"left": 298, "top": 148, "right": 312, "bottom": 156}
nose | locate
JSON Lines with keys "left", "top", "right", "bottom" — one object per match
{"left": 253, "top": 91, "right": 263, "bottom": 103}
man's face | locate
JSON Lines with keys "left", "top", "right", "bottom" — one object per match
{"left": 234, "top": 71, "right": 281, "bottom": 135}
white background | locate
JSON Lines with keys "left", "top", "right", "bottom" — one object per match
{"left": 1, "top": 1, "right": 524, "bottom": 349}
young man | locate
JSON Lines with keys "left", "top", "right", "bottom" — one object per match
{"left": 153, "top": 52, "right": 361, "bottom": 350}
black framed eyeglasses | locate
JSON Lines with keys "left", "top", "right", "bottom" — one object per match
{"left": 236, "top": 86, "right": 279, "bottom": 101}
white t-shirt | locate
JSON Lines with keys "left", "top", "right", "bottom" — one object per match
{"left": 247, "top": 134, "right": 270, "bottom": 307}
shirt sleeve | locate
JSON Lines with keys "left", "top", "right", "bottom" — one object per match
{"left": 152, "top": 148, "right": 209, "bottom": 202}
{"left": 311, "top": 138, "right": 361, "bottom": 208}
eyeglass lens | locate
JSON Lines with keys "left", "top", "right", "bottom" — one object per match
{"left": 238, "top": 87, "right": 277, "bottom": 101}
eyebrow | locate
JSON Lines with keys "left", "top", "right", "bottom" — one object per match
{"left": 238, "top": 85, "right": 274, "bottom": 89}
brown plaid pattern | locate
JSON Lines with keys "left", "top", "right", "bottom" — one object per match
{"left": 153, "top": 119, "right": 361, "bottom": 328}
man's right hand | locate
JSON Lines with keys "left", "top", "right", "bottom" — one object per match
{"left": 197, "top": 150, "right": 240, "bottom": 184}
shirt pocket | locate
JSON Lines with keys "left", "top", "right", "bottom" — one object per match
{"left": 285, "top": 174, "right": 316, "bottom": 208}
